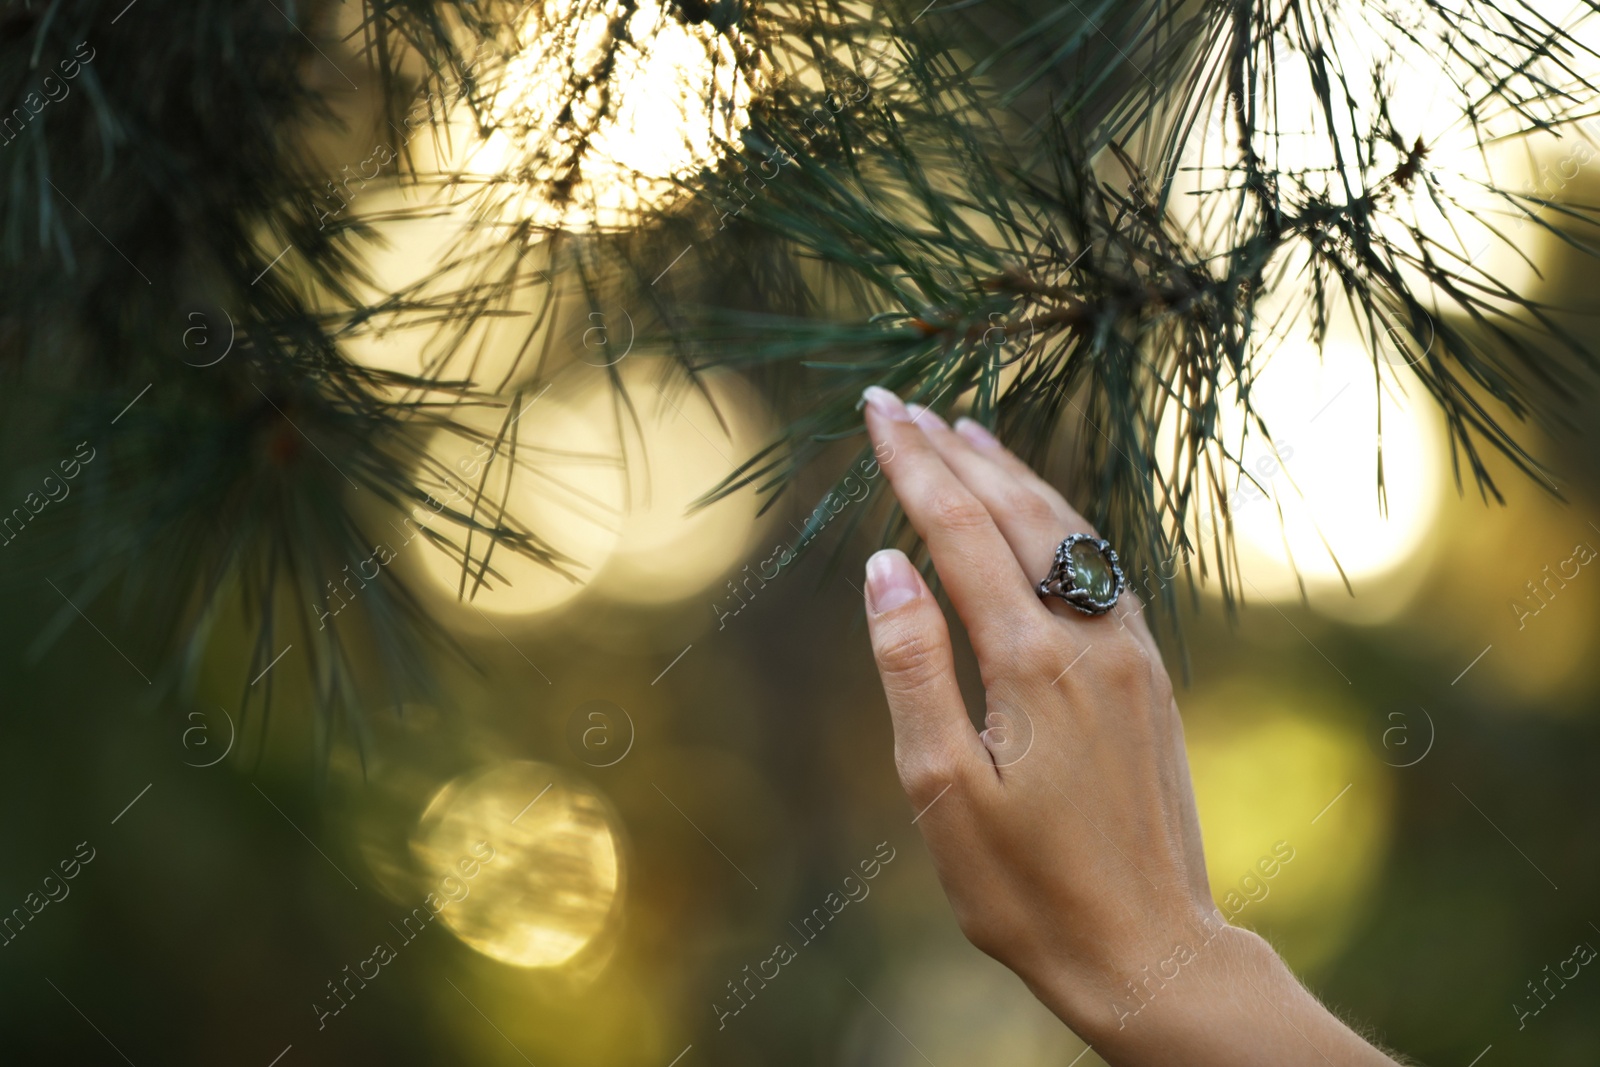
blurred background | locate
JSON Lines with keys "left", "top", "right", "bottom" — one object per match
{"left": 3, "top": 2, "right": 1600, "bottom": 1065}
{"left": 3, "top": 322, "right": 1598, "bottom": 1066}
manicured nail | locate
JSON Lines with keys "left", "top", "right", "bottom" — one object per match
{"left": 865, "top": 549, "right": 921, "bottom": 613}
{"left": 862, "top": 386, "right": 912, "bottom": 422}
{"left": 954, "top": 417, "right": 1002, "bottom": 450}
{"left": 907, "top": 404, "right": 948, "bottom": 430}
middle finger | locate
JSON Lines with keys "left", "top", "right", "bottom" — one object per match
{"left": 909, "top": 407, "right": 1160, "bottom": 654}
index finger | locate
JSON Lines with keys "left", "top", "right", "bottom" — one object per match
{"left": 862, "top": 387, "right": 1052, "bottom": 661}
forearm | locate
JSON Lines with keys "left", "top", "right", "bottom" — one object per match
{"left": 1037, "top": 925, "right": 1399, "bottom": 1067}
{"left": 856, "top": 399, "right": 1408, "bottom": 1066}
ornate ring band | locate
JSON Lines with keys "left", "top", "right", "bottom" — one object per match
{"left": 1037, "top": 533, "right": 1124, "bottom": 616}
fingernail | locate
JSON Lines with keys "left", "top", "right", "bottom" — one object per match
{"left": 954, "top": 417, "right": 1002, "bottom": 450}
{"left": 862, "top": 386, "right": 912, "bottom": 423}
{"left": 907, "top": 404, "right": 948, "bottom": 430}
{"left": 865, "top": 549, "right": 920, "bottom": 614}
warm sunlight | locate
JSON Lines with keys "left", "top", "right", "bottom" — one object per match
{"left": 412, "top": 762, "right": 623, "bottom": 968}
{"left": 411, "top": 400, "right": 626, "bottom": 618}
{"left": 1189, "top": 319, "right": 1447, "bottom": 618}
{"left": 459, "top": 0, "right": 754, "bottom": 230}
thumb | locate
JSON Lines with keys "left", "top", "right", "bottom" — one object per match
{"left": 864, "top": 549, "right": 984, "bottom": 805}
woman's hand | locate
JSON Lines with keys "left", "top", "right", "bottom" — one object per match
{"left": 858, "top": 387, "right": 1398, "bottom": 1066}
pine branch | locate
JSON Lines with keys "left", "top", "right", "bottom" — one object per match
{"left": 4, "top": 0, "right": 1597, "bottom": 751}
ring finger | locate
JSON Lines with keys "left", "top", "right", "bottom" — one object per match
{"left": 907, "top": 406, "right": 1158, "bottom": 654}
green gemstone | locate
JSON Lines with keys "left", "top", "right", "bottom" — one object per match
{"left": 1069, "top": 540, "right": 1116, "bottom": 601}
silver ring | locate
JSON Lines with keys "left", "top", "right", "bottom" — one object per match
{"left": 1037, "top": 533, "right": 1124, "bottom": 616}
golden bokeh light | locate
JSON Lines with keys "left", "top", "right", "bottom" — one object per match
{"left": 390, "top": 358, "right": 773, "bottom": 617}
{"left": 1185, "top": 681, "right": 1394, "bottom": 971}
{"left": 581, "top": 362, "right": 774, "bottom": 605}
{"left": 326, "top": 0, "right": 761, "bottom": 380}
{"left": 1174, "top": 316, "right": 1446, "bottom": 619}
{"left": 1152, "top": 1, "right": 1600, "bottom": 618}
{"left": 412, "top": 761, "right": 624, "bottom": 968}
{"left": 410, "top": 397, "right": 626, "bottom": 618}
{"left": 318, "top": 185, "right": 552, "bottom": 388}
{"left": 302, "top": 160, "right": 567, "bottom": 392}
{"left": 1168, "top": 0, "right": 1600, "bottom": 282}
{"left": 415, "top": 0, "right": 754, "bottom": 231}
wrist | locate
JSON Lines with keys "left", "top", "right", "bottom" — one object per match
{"left": 1042, "top": 918, "right": 1396, "bottom": 1067}
{"left": 1078, "top": 913, "right": 1273, "bottom": 1044}
{"left": 1031, "top": 912, "right": 1293, "bottom": 1061}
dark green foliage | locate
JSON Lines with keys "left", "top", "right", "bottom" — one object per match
{"left": 3, "top": 0, "right": 1596, "bottom": 737}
